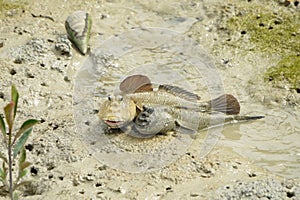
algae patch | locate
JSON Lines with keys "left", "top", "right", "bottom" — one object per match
{"left": 0, "top": 0, "right": 25, "bottom": 18}
{"left": 225, "top": 3, "right": 300, "bottom": 92}
{"left": 265, "top": 55, "right": 300, "bottom": 91}
{"left": 226, "top": 7, "right": 300, "bottom": 54}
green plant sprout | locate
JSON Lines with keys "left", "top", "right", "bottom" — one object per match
{"left": 0, "top": 85, "right": 39, "bottom": 200}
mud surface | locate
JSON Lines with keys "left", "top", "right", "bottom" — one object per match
{"left": 0, "top": 0, "right": 299, "bottom": 199}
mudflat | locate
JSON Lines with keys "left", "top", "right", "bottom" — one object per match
{"left": 0, "top": 0, "right": 299, "bottom": 199}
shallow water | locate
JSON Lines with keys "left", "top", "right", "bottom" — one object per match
{"left": 221, "top": 104, "right": 300, "bottom": 178}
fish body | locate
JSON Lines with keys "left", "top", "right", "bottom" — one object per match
{"left": 133, "top": 105, "right": 264, "bottom": 138}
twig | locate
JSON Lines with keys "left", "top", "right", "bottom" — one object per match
{"left": 8, "top": 143, "right": 12, "bottom": 200}
{"left": 31, "top": 13, "right": 55, "bottom": 22}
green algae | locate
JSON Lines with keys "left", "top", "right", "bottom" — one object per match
{"left": 226, "top": 3, "right": 300, "bottom": 91}
{"left": 265, "top": 55, "right": 300, "bottom": 90}
{"left": 0, "top": 0, "right": 25, "bottom": 18}
{"left": 227, "top": 7, "right": 300, "bottom": 54}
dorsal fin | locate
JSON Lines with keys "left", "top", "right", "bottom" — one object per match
{"left": 119, "top": 75, "right": 153, "bottom": 93}
{"left": 158, "top": 84, "right": 201, "bottom": 101}
{"left": 208, "top": 94, "right": 240, "bottom": 115}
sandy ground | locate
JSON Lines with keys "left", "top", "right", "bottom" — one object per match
{"left": 0, "top": 0, "right": 300, "bottom": 199}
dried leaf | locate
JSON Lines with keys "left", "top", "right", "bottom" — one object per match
{"left": 11, "top": 85, "right": 19, "bottom": 118}
{"left": 13, "top": 128, "right": 32, "bottom": 159}
{"left": 4, "top": 102, "right": 15, "bottom": 132}
{"left": 20, "top": 161, "right": 31, "bottom": 171}
{"left": 13, "top": 119, "right": 39, "bottom": 145}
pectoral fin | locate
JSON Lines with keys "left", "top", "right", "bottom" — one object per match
{"left": 174, "top": 121, "right": 196, "bottom": 136}
{"left": 230, "top": 115, "right": 264, "bottom": 122}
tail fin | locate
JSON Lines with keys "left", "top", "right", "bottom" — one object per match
{"left": 208, "top": 94, "right": 240, "bottom": 115}
{"left": 209, "top": 114, "right": 264, "bottom": 128}
{"left": 232, "top": 115, "right": 265, "bottom": 121}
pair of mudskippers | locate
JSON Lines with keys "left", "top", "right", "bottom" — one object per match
{"left": 98, "top": 75, "right": 264, "bottom": 138}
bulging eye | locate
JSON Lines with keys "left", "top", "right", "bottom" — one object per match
{"left": 108, "top": 96, "right": 112, "bottom": 101}
{"left": 118, "top": 96, "right": 123, "bottom": 101}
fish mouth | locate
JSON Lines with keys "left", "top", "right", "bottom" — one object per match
{"left": 104, "top": 120, "right": 126, "bottom": 128}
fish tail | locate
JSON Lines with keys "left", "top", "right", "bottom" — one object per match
{"left": 230, "top": 115, "right": 265, "bottom": 122}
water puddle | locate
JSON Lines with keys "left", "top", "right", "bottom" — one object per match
{"left": 221, "top": 104, "right": 300, "bottom": 178}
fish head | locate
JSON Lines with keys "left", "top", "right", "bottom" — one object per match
{"left": 98, "top": 95, "right": 136, "bottom": 128}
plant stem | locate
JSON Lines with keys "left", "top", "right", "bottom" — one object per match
{"left": 8, "top": 131, "right": 13, "bottom": 200}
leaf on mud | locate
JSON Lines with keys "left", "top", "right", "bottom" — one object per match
{"left": 11, "top": 85, "right": 19, "bottom": 118}
{"left": 13, "top": 119, "right": 39, "bottom": 144}
{"left": 13, "top": 128, "right": 32, "bottom": 159}
{"left": 0, "top": 114, "right": 6, "bottom": 140}
{"left": 4, "top": 102, "right": 15, "bottom": 132}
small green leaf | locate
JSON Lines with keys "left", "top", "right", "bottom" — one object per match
{"left": 2, "top": 162, "right": 6, "bottom": 173}
{"left": 19, "top": 169, "right": 27, "bottom": 179}
{"left": 11, "top": 85, "right": 19, "bottom": 118}
{"left": 0, "top": 167, "right": 6, "bottom": 180}
{"left": 19, "top": 148, "right": 26, "bottom": 164}
{"left": 13, "top": 119, "right": 39, "bottom": 144}
{"left": 4, "top": 102, "right": 15, "bottom": 132}
{"left": 20, "top": 161, "right": 31, "bottom": 170}
{"left": 0, "top": 152, "right": 7, "bottom": 164}
{"left": 13, "top": 128, "right": 32, "bottom": 159}
{"left": 0, "top": 114, "right": 6, "bottom": 140}
{"left": 13, "top": 192, "right": 19, "bottom": 200}
{"left": 0, "top": 163, "right": 7, "bottom": 180}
